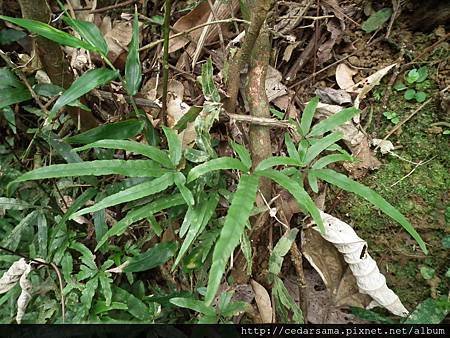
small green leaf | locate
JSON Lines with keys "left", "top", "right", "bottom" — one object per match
{"left": 257, "top": 169, "right": 324, "bottom": 233}
{"left": 416, "top": 66, "right": 428, "bottom": 83}
{"left": 419, "top": 266, "right": 435, "bottom": 280}
{"left": 406, "top": 69, "right": 419, "bottom": 84}
{"left": 174, "top": 172, "right": 195, "bottom": 206}
{"left": 442, "top": 236, "right": 450, "bottom": 249}
{"left": 174, "top": 106, "right": 202, "bottom": 131}
{"left": 269, "top": 229, "right": 298, "bottom": 276}
{"left": 66, "top": 119, "right": 144, "bottom": 144}
{"left": 315, "top": 168, "right": 427, "bottom": 254}
{"left": 415, "top": 91, "right": 427, "bottom": 103}
{"left": 0, "top": 87, "right": 31, "bottom": 109}
{"left": 255, "top": 156, "right": 302, "bottom": 171}
{"left": 74, "top": 139, "right": 173, "bottom": 168}
{"left": 404, "top": 88, "right": 416, "bottom": 100}
{"left": 285, "top": 133, "right": 301, "bottom": 163}
{"left": 95, "top": 194, "right": 185, "bottom": 250}
{"left": 300, "top": 96, "right": 319, "bottom": 135}
{"left": 71, "top": 173, "right": 175, "bottom": 218}
{"left": 124, "top": 9, "right": 141, "bottom": 96}
{"left": 307, "top": 171, "right": 319, "bottom": 193}
{"left": 312, "top": 153, "right": 353, "bottom": 169}
{"left": 63, "top": 17, "right": 108, "bottom": 56}
{"left": 0, "top": 197, "right": 31, "bottom": 211}
{"left": 361, "top": 8, "right": 392, "bottom": 33}
{"left": 304, "top": 132, "right": 343, "bottom": 164}
{"left": 173, "top": 193, "right": 219, "bottom": 269}
{"left": 205, "top": 175, "right": 259, "bottom": 305}
{"left": 124, "top": 242, "right": 177, "bottom": 272}
{"left": 0, "top": 29, "right": 26, "bottom": 45}
{"left": 51, "top": 68, "right": 119, "bottom": 116}
{"left": 230, "top": 140, "right": 252, "bottom": 170}
{"left": 187, "top": 157, "right": 248, "bottom": 183}
{"left": 112, "top": 286, "right": 149, "bottom": 320}
{"left": 200, "top": 58, "right": 220, "bottom": 103}
{"left": 162, "top": 126, "right": 182, "bottom": 166}
{"left": 405, "top": 297, "right": 450, "bottom": 324}
{"left": 2, "top": 107, "right": 16, "bottom": 134}
{"left": 170, "top": 297, "right": 215, "bottom": 316}
{"left": 393, "top": 82, "right": 407, "bottom": 91}
{"left": 308, "top": 107, "right": 359, "bottom": 137}
{"left": 0, "top": 15, "right": 92, "bottom": 50}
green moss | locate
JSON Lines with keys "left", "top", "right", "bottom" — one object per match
{"left": 335, "top": 72, "right": 449, "bottom": 308}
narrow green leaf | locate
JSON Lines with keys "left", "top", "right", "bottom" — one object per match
{"left": 2, "top": 106, "right": 16, "bottom": 134}
{"left": 307, "top": 171, "right": 319, "bottom": 193}
{"left": 255, "top": 156, "right": 302, "bottom": 171}
{"left": 315, "top": 168, "right": 427, "bottom": 254}
{"left": 269, "top": 229, "right": 298, "bottom": 276}
{"left": 95, "top": 194, "right": 185, "bottom": 250}
{"left": 308, "top": 107, "right": 359, "bottom": 137}
{"left": 63, "top": 17, "right": 108, "bottom": 56}
{"left": 0, "top": 197, "right": 31, "bottom": 210}
{"left": 404, "top": 297, "right": 449, "bottom": 324}
{"left": 300, "top": 96, "right": 319, "bottom": 135}
{"left": 1, "top": 211, "right": 38, "bottom": 251}
{"left": 37, "top": 213, "right": 48, "bottom": 258}
{"left": 71, "top": 172, "right": 175, "bottom": 218}
{"left": 257, "top": 169, "right": 324, "bottom": 233}
{"left": 170, "top": 297, "right": 215, "bottom": 316}
{"left": 66, "top": 120, "right": 144, "bottom": 144}
{"left": 51, "top": 68, "right": 119, "bottom": 116}
{"left": 174, "top": 172, "right": 195, "bottom": 206}
{"left": 200, "top": 58, "right": 220, "bottom": 103}
{"left": 312, "top": 153, "right": 353, "bottom": 169}
{"left": 285, "top": 133, "right": 301, "bottom": 163}
{"left": 304, "top": 131, "right": 343, "bottom": 164}
{"left": 187, "top": 157, "right": 248, "bottom": 183}
{"left": 205, "top": 174, "right": 259, "bottom": 305}
{"left": 230, "top": 140, "right": 252, "bottom": 170}
{"left": 174, "top": 106, "right": 202, "bottom": 131}
{"left": 0, "top": 15, "right": 92, "bottom": 50}
{"left": 173, "top": 193, "right": 219, "bottom": 269}
{"left": 124, "top": 242, "right": 177, "bottom": 272}
{"left": 162, "top": 126, "right": 182, "bottom": 166}
{"left": 12, "top": 160, "right": 164, "bottom": 183}
{"left": 273, "top": 276, "right": 303, "bottom": 323}
{"left": 124, "top": 8, "right": 141, "bottom": 96}
{"left": 98, "top": 273, "right": 112, "bottom": 306}
{"left": 70, "top": 242, "right": 97, "bottom": 271}
{"left": 74, "top": 139, "right": 173, "bottom": 168}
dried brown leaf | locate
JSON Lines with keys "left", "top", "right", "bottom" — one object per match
{"left": 251, "top": 279, "right": 273, "bottom": 323}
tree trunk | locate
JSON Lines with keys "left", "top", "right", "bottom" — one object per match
{"left": 18, "top": 0, "right": 98, "bottom": 130}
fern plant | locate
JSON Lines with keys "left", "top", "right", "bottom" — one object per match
{"left": 0, "top": 10, "right": 427, "bottom": 323}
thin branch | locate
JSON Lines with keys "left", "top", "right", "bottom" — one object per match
{"left": 139, "top": 18, "right": 250, "bottom": 52}
{"left": 74, "top": 0, "right": 137, "bottom": 13}
{"left": 161, "top": 0, "right": 172, "bottom": 126}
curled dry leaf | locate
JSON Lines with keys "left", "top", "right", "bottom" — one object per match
{"left": 302, "top": 228, "right": 372, "bottom": 311}
{"left": 250, "top": 279, "right": 273, "bottom": 323}
{"left": 0, "top": 258, "right": 34, "bottom": 323}
{"left": 315, "top": 211, "right": 409, "bottom": 317}
{"left": 336, "top": 63, "right": 357, "bottom": 90}
{"left": 101, "top": 17, "right": 133, "bottom": 63}
{"left": 169, "top": 0, "right": 239, "bottom": 54}
{"left": 347, "top": 63, "right": 397, "bottom": 109}
{"left": 265, "top": 66, "right": 288, "bottom": 102}
{"left": 372, "top": 138, "right": 395, "bottom": 155}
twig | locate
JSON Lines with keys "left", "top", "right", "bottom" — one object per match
{"left": 74, "top": 0, "right": 137, "bottom": 13}
{"left": 161, "top": 0, "right": 172, "bottom": 126}
{"left": 390, "top": 156, "right": 436, "bottom": 187}
{"left": 139, "top": 18, "right": 250, "bottom": 52}
{"left": 385, "top": 0, "right": 401, "bottom": 39}
{"left": 225, "top": 113, "right": 292, "bottom": 129}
